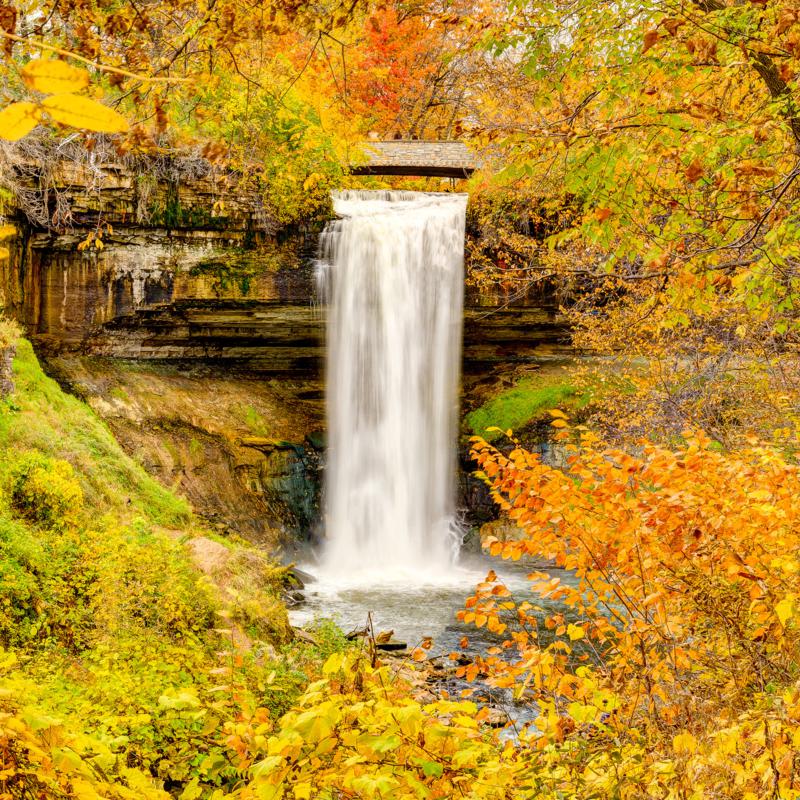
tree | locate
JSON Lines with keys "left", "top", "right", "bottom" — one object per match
{"left": 468, "top": 0, "right": 800, "bottom": 442}
{"left": 457, "top": 419, "right": 800, "bottom": 798}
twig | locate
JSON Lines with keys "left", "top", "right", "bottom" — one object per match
{"left": 0, "top": 30, "right": 188, "bottom": 83}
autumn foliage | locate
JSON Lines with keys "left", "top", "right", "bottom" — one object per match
{"left": 458, "top": 420, "right": 800, "bottom": 798}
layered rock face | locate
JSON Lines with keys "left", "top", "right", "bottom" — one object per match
{"left": 0, "top": 166, "right": 569, "bottom": 547}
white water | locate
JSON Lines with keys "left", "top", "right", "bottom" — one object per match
{"left": 317, "top": 190, "right": 468, "bottom": 583}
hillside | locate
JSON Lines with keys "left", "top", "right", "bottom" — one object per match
{"left": 0, "top": 326, "right": 329, "bottom": 798}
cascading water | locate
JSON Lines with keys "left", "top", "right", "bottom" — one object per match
{"left": 317, "top": 190, "right": 468, "bottom": 581}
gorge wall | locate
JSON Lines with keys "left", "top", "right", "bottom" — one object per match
{"left": 0, "top": 160, "right": 569, "bottom": 551}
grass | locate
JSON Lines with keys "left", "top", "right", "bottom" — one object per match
{"left": 465, "top": 372, "right": 591, "bottom": 442}
{"left": 0, "top": 318, "right": 19, "bottom": 347}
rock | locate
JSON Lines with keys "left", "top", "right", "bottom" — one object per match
{"left": 287, "top": 565, "right": 316, "bottom": 587}
{"left": 293, "top": 627, "right": 320, "bottom": 646}
{"left": 483, "top": 707, "right": 510, "bottom": 728}
{"left": 0, "top": 344, "right": 15, "bottom": 398}
{"left": 283, "top": 589, "right": 305, "bottom": 607}
{"left": 187, "top": 536, "right": 231, "bottom": 574}
{"left": 306, "top": 430, "right": 326, "bottom": 449}
{"left": 239, "top": 437, "right": 300, "bottom": 453}
{"left": 479, "top": 517, "right": 527, "bottom": 544}
{"left": 375, "top": 639, "right": 407, "bottom": 651}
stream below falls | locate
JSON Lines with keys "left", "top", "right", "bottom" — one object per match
{"left": 289, "top": 555, "right": 577, "bottom": 657}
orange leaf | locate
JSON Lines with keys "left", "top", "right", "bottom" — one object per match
{"left": 595, "top": 207, "right": 612, "bottom": 222}
{"left": 685, "top": 159, "right": 704, "bottom": 183}
{"left": 411, "top": 647, "right": 427, "bottom": 662}
{"left": 642, "top": 29, "right": 660, "bottom": 53}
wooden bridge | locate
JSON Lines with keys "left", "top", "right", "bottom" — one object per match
{"left": 350, "top": 140, "right": 477, "bottom": 179}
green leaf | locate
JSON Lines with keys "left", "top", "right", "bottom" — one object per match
{"left": 420, "top": 760, "right": 444, "bottom": 778}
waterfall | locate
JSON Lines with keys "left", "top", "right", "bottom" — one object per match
{"left": 318, "top": 190, "right": 468, "bottom": 581}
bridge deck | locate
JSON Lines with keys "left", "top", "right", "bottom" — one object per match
{"left": 351, "top": 140, "right": 476, "bottom": 178}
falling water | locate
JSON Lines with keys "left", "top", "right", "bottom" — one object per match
{"left": 318, "top": 190, "right": 468, "bottom": 582}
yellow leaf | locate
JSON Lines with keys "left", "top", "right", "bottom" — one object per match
{"left": 673, "top": 732, "right": 697, "bottom": 754}
{"left": 0, "top": 247, "right": 8, "bottom": 260}
{"left": 41, "top": 94, "right": 129, "bottom": 134}
{"left": 0, "top": 102, "right": 41, "bottom": 141}
{"left": 549, "top": 409, "right": 568, "bottom": 419}
{"left": 294, "top": 783, "right": 312, "bottom": 800}
{"left": 775, "top": 596, "right": 794, "bottom": 627}
{"left": 567, "top": 623, "right": 585, "bottom": 641}
{"left": 322, "top": 653, "right": 345, "bottom": 674}
{"left": 551, "top": 419, "right": 568, "bottom": 428}
{"left": 22, "top": 59, "right": 90, "bottom": 94}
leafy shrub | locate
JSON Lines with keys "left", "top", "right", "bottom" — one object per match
{"left": 9, "top": 451, "right": 83, "bottom": 531}
{"left": 91, "top": 520, "right": 217, "bottom": 640}
{"left": 0, "top": 649, "right": 170, "bottom": 800}
{"left": 462, "top": 425, "right": 800, "bottom": 799}
{"left": 0, "top": 516, "right": 42, "bottom": 642}
{"left": 223, "top": 650, "right": 522, "bottom": 799}
{"left": 0, "top": 509, "right": 98, "bottom": 648}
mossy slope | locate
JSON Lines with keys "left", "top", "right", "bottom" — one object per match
{"left": 0, "top": 333, "right": 307, "bottom": 798}
{"left": 465, "top": 369, "right": 591, "bottom": 442}
{"left": 2, "top": 338, "right": 190, "bottom": 526}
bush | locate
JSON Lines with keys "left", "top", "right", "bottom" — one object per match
{"left": 9, "top": 452, "right": 83, "bottom": 532}
{"left": 0, "top": 517, "right": 42, "bottom": 642}
{"left": 463, "top": 426, "right": 800, "bottom": 799}
{"left": 0, "top": 649, "right": 169, "bottom": 800}
{"left": 91, "top": 520, "right": 217, "bottom": 640}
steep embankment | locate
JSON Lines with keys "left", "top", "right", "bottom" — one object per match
{"left": 0, "top": 326, "right": 341, "bottom": 799}
{"left": 47, "top": 356, "right": 324, "bottom": 548}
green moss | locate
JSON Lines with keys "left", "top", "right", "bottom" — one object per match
{"left": 465, "top": 374, "right": 591, "bottom": 442}
{"left": 109, "top": 385, "right": 130, "bottom": 402}
{"left": 189, "top": 436, "right": 204, "bottom": 461}
{"left": 233, "top": 402, "right": 271, "bottom": 436}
